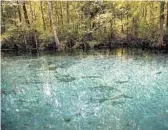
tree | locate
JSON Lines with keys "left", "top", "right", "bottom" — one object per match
{"left": 29, "top": 1, "right": 34, "bottom": 23}
{"left": 60, "top": 1, "right": 64, "bottom": 26}
{"left": 166, "top": 2, "right": 168, "bottom": 34}
{"left": 1, "top": 1, "right": 168, "bottom": 51}
{"left": 17, "top": 1, "right": 22, "bottom": 22}
{"left": 158, "top": 1, "right": 165, "bottom": 47}
{"left": 48, "top": 1, "right": 61, "bottom": 50}
{"left": 22, "top": 2, "right": 30, "bottom": 26}
{"left": 40, "top": 1, "right": 46, "bottom": 30}
{"left": 1, "top": 2, "right": 5, "bottom": 33}
{"left": 22, "top": 2, "right": 38, "bottom": 50}
{"left": 66, "top": 1, "right": 69, "bottom": 24}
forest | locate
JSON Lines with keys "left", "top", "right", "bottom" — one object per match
{"left": 2, "top": 1, "right": 168, "bottom": 130}
{"left": 1, "top": 1, "right": 168, "bottom": 51}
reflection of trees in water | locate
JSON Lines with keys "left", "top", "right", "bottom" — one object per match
{"left": 1, "top": 50, "right": 168, "bottom": 130}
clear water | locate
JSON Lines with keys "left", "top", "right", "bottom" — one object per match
{"left": 1, "top": 49, "right": 168, "bottom": 130}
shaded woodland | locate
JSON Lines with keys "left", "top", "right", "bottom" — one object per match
{"left": 1, "top": 1, "right": 168, "bottom": 51}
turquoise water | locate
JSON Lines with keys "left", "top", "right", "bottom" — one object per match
{"left": 1, "top": 49, "right": 168, "bottom": 130}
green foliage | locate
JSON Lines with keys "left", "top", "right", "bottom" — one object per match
{"left": 88, "top": 40, "right": 98, "bottom": 48}
{"left": 1, "top": 1, "right": 168, "bottom": 49}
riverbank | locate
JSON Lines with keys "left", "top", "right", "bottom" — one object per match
{"left": 1, "top": 32, "right": 168, "bottom": 53}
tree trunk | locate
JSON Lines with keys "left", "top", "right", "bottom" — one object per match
{"left": 40, "top": 1, "right": 46, "bottom": 30}
{"left": 60, "top": 1, "right": 64, "bottom": 26}
{"left": 166, "top": 2, "right": 168, "bottom": 34}
{"left": 22, "top": 2, "right": 30, "bottom": 26}
{"left": 23, "top": 2, "right": 38, "bottom": 50}
{"left": 54, "top": 2, "right": 59, "bottom": 25}
{"left": 14, "top": 6, "right": 17, "bottom": 19}
{"left": 158, "top": 2, "right": 165, "bottom": 46}
{"left": 24, "top": 35, "right": 28, "bottom": 51}
{"left": 48, "top": 2, "right": 52, "bottom": 28}
{"left": 17, "top": 1, "right": 27, "bottom": 50}
{"left": 66, "top": 1, "right": 69, "bottom": 24}
{"left": 126, "top": 4, "right": 129, "bottom": 40}
{"left": 1, "top": 2, "right": 5, "bottom": 33}
{"left": 29, "top": 1, "right": 34, "bottom": 23}
{"left": 33, "top": 30, "right": 38, "bottom": 50}
{"left": 132, "top": 17, "right": 138, "bottom": 36}
{"left": 48, "top": 1, "right": 61, "bottom": 50}
{"left": 121, "top": 12, "right": 124, "bottom": 33}
{"left": 17, "top": 1, "right": 22, "bottom": 22}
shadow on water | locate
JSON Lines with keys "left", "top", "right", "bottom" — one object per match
{"left": 55, "top": 74, "right": 76, "bottom": 82}
{"left": 1, "top": 48, "right": 168, "bottom": 58}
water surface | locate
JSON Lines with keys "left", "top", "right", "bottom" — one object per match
{"left": 1, "top": 49, "right": 168, "bottom": 130}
